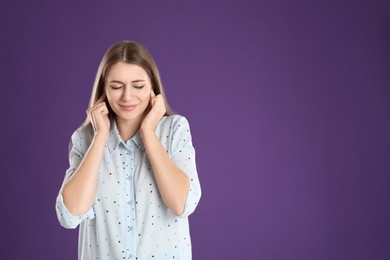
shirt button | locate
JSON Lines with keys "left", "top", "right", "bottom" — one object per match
{"left": 129, "top": 254, "right": 133, "bottom": 259}
{"left": 128, "top": 226, "right": 133, "bottom": 231}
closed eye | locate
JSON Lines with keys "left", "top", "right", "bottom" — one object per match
{"left": 133, "top": 85, "right": 145, "bottom": 89}
{"left": 110, "top": 85, "right": 123, "bottom": 90}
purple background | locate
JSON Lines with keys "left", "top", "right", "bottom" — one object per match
{"left": 1, "top": 0, "right": 389, "bottom": 259}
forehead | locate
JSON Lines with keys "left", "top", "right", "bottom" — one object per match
{"left": 106, "top": 62, "right": 149, "bottom": 81}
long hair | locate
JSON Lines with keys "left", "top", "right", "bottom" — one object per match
{"left": 82, "top": 40, "right": 174, "bottom": 126}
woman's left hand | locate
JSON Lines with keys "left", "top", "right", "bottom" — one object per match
{"left": 141, "top": 90, "right": 166, "bottom": 132}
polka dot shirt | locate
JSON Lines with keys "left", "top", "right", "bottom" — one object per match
{"left": 56, "top": 115, "right": 201, "bottom": 260}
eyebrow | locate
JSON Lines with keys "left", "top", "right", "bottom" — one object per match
{"left": 109, "top": 80, "right": 146, "bottom": 84}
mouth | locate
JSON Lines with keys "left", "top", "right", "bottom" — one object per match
{"left": 119, "top": 104, "right": 138, "bottom": 111}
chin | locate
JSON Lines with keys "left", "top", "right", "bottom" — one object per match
{"left": 114, "top": 110, "right": 142, "bottom": 121}
{"left": 117, "top": 113, "right": 141, "bottom": 121}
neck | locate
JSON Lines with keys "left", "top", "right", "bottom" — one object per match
{"left": 115, "top": 116, "right": 142, "bottom": 141}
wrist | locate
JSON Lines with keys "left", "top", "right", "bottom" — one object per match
{"left": 140, "top": 127, "right": 155, "bottom": 139}
{"left": 93, "top": 132, "right": 109, "bottom": 144}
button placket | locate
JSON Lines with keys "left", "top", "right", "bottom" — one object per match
{"left": 124, "top": 143, "right": 136, "bottom": 259}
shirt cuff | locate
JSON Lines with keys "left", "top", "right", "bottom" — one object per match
{"left": 178, "top": 181, "right": 201, "bottom": 218}
{"left": 55, "top": 192, "right": 95, "bottom": 229}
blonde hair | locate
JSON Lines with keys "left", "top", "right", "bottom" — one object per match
{"left": 83, "top": 40, "right": 174, "bottom": 126}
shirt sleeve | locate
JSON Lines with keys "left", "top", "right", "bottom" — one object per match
{"left": 55, "top": 129, "right": 96, "bottom": 229}
{"left": 169, "top": 116, "right": 202, "bottom": 218}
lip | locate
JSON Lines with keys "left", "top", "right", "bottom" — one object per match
{"left": 119, "top": 104, "right": 138, "bottom": 111}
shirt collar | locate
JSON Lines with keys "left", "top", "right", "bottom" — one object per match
{"left": 130, "top": 129, "right": 145, "bottom": 151}
{"left": 107, "top": 119, "right": 145, "bottom": 154}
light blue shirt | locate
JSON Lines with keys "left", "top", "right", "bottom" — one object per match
{"left": 56, "top": 115, "right": 201, "bottom": 260}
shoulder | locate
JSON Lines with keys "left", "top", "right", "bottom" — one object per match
{"left": 156, "top": 114, "right": 194, "bottom": 149}
{"left": 157, "top": 114, "right": 191, "bottom": 134}
{"left": 69, "top": 123, "right": 94, "bottom": 153}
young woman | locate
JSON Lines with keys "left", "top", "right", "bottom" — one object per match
{"left": 56, "top": 40, "right": 201, "bottom": 260}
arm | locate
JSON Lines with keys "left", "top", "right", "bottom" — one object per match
{"left": 61, "top": 134, "right": 107, "bottom": 216}
{"left": 141, "top": 129, "right": 190, "bottom": 216}
{"left": 61, "top": 97, "right": 110, "bottom": 216}
{"left": 55, "top": 134, "right": 97, "bottom": 229}
{"left": 140, "top": 91, "right": 190, "bottom": 216}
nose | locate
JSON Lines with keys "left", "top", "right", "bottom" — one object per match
{"left": 122, "top": 85, "right": 134, "bottom": 101}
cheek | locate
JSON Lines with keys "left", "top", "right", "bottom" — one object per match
{"left": 106, "top": 88, "right": 119, "bottom": 100}
{"left": 139, "top": 87, "right": 151, "bottom": 102}
{"left": 105, "top": 90, "right": 118, "bottom": 109}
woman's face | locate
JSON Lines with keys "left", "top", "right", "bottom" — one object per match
{"left": 105, "top": 62, "right": 152, "bottom": 123}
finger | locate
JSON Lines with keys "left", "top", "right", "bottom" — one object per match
{"left": 88, "top": 102, "right": 106, "bottom": 113}
{"left": 90, "top": 110, "right": 97, "bottom": 129}
{"left": 91, "top": 105, "right": 108, "bottom": 117}
{"left": 100, "top": 104, "right": 109, "bottom": 115}
{"left": 154, "top": 94, "right": 164, "bottom": 105}
{"left": 94, "top": 107, "right": 108, "bottom": 122}
{"left": 90, "top": 105, "right": 109, "bottom": 130}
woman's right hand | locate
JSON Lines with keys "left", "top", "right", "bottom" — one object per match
{"left": 86, "top": 94, "right": 110, "bottom": 139}
{"left": 62, "top": 94, "right": 110, "bottom": 216}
